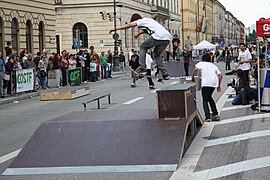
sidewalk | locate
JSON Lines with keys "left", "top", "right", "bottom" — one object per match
{"left": 0, "top": 71, "right": 128, "bottom": 106}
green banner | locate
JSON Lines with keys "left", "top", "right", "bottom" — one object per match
{"left": 67, "top": 68, "right": 82, "bottom": 86}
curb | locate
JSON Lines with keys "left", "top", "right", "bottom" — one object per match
{"left": 0, "top": 92, "right": 39, "bottom": 106}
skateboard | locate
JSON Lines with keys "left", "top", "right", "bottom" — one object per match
{"left": 139, "top": 73, "right": 164, "bottom": 84}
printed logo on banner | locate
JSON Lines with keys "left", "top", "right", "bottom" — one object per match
{"left": 16, "top": 69, "right": 35, "bottom": 93}
{"left": 67, "top": 67, "right": 82, "bottom": 86}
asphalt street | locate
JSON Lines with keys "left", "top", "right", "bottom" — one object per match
{"left": 1, "top": 61, "right": 267, "bottom": 180}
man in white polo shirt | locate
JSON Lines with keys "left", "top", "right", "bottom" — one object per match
{"left": 192, "top": 53, "right": 223, "bottom": 122}
{"left": 238, "top": 43, "right": 252, "bottom": 84}
{"left": 109, "top": 13, "right": 171, "bottom": 80}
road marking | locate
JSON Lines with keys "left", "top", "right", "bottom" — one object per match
{"left": 123, "top": 97, "right": 144, "bottom": 105}
{"left": 151, "top": 90, "right": 156, "bottom": 94}
{"left": 170, "top": 77, "right": 180, "bottom": 80}
{"left": 226, "top": 98, "right": 233, "bottom": 102}
{"left": 191, "top": 156, "right": 270, "bottom": 180}
{"left": 170, "top": 81, "right": 179, "bottom": 85}
{"left": 169, "top": 87, "right": 231, "bottom": 180}
{"left": 0, "top": 149, "right": 21, "bottom": 164}
{"left": 218, "top": 113, "right": 270, "bottom": 125}
{"left": 222, "top": 104, "right": 251, "bottom": 111}
{"left": 3, "top": 164, "right": 177, "bottom": 175}
{"left": 216, "top": 87, "right": 233, "bottom": 114}
{"left": 206, "top": 130, "right": 270, "bottom": 147}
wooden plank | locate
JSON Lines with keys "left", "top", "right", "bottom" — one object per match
{"left": 40, "top": 87, "right": 89, "bottom": 101}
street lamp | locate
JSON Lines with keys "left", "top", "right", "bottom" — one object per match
{"left": 113, "top": 0, "right": 120, "bottom": 72}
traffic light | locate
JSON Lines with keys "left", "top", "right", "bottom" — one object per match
{"left": 100, "top": 11, "right": 107, "bottom": 20}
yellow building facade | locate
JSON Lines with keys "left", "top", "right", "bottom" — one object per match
{"left": 0, "top": 0, "right": 56, "bottom": 58}
{"left": 181, "top": 0, "right": 213, "bottom": 47}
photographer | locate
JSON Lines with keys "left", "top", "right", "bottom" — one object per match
{"left": 229, "top": 69, "right": 250, "bottom": 105}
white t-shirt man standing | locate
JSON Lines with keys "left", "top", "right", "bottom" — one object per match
{"left": 192, "top": 53, "right": 222, "bottom": 122}
{"left": 238, "top": 43, "right": 252, "bottom": 84}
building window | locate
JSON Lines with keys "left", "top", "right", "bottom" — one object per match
{"left": 73, "top": 22, "right": 88, "bottom": 49}
{"left": 55, "top": 0, "right": 62, "bottom": 5}
{"left": 177, "top": 1, "right": 179, "bottom": 14}
{"left": 11, "top": 18, "right": 19, "bottom": 51}
{"left": 26, "top": 20, "right": 33, "bottom": 53}
{"left": 0, "top": 17, "right": 3, "bottom": 54}
{"left": 38, "top": 22, "right": 45, "bottom": 53}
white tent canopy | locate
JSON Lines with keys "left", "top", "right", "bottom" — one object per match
{"left": 193, "top": 40, "right": 216, "bottom": 50}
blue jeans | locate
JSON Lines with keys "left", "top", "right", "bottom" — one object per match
{"left": 41, "top": 76, "right": 48, "bottom": 89}
{"left": 140, "top": 36, "right": 170, "bottom": 76}
{"left": 232, "top": 88, "right": 247, "bottom": 105}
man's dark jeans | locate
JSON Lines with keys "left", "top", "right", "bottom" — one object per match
{"left": 201, "top": 87, "right": 218, "bottom": 119}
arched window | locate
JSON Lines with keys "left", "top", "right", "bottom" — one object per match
{"left": 26, "top": 20, "right": 32, "bottom": 53}
{"left": 72, "top": 23, "right": 88, "bottom": 49}
{"left": 38, "top": 21, "right": 45, "bottom": 53}
{"left": 11, "top": 18, "right": 19, "bottom": 51}
{"left": 0, "top": 17, "right": 3, "bottom": 54}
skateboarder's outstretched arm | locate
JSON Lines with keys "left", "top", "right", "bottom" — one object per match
{"left": 135, "top": 30, "right": 145, "bottom": 39}
{"left": 109, "top": 22, "right": 137, "bottom": 33}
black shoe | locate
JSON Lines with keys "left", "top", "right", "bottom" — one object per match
{"left": 163, "top": 73, "right": 170, "bottom": 80}
{"left": 205, "top": 118, "right": 212, "bottom": 122}
{"left": 242, "top": 101, "right": 248, "bottom": 105}
{"left": 211, "top": 115, "right": 221, "bottom": 121}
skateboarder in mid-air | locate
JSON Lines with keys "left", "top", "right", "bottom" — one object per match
{"left": 109, "top": 13, "right": 171, "bottom": 81}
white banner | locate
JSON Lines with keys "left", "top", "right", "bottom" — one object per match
{"left": 16, "top": 68, "right": 34, "bottom": 93}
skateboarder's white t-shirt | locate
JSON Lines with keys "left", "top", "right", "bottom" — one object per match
{"left": 196, "top": 62, "right": 221, "bottom": 88}
{"left": 135, "top": 18, "right": 171, "bottom": 41}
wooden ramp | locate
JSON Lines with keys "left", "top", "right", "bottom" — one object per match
{"left": 3, "top": 84, "right": 203, "bottom": 176}
{"left": 3, "top": 110, "right": 191, "bottom": 175}
{"left": 40, "top": 86, "right": 89, "bottom": 101}
{"left": 164, "top": 61, "right": 198, "bottom": 77}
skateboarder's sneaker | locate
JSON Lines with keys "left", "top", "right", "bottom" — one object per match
{"left": 163, "top": 73, "right": 170, "bottom": 80}
{"left": 149, "top": 85, "right": 155, "bottom": 90}
{"left": 130, "top": 83, "right": 136, "bottom": 88}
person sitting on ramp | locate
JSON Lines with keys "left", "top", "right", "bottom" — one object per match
{"left": 109, "top": 13, "right": 171, "bottom": 81}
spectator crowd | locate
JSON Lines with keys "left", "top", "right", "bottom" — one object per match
{"left": 0, "top": 43, "right": 127, "bottom": 98}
